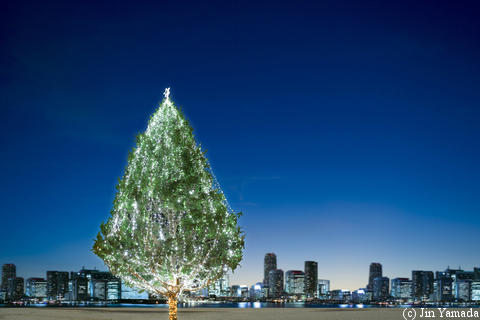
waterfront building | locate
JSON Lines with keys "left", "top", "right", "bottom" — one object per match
{"left": 304, "top": 261, "right": 318, "bottom": 298}
{"left": 76, "top": 268, "right": 121, "bottom": 301}
{"left": 26, "top": 278, "right": 47, "bottom": 298}
{"left": 317, "top": 279, "right": 330, "bottom": 299}
{"left": 262, "top": 284, "right": 269, "bottom": 299}
{"left": 454, "top": 279, "right": 471, "bottom": 302}
{"left": 1, "top": 264, "right": 16, "bottom": 300}
{"left": 264, "top": 253, "right": 277, "bottom": 285}
{"left": 1, "top": 264, "right": 16, "bottom": 290}
{"left": 412, "top": 270, "right": 434, "bottom": 301}
{"left": 367, "top": 263, "right": 382, "bottom": 291}
{"left": 352, "top": 288, "right": 369, "bottom": 303}
{"left": 208, "top": 273, "right": 230, "bottom": 297}
{"left": 67, "top": 273, "right": 89, "bottom": 301}
{"left": 330, "top": 289, "right": 351, "bottom": 302}
{"left": 231, "top": 285, "right": 241, "bottom": 297}
{"left": 240, "top": 285, "right": 249, "bottom": 299}
{"left": 46, "top": 271, "right": 69, "bottom": 300}
{"left": 373, "top": 276, "right": 389, "bottom": 301}
{"left": 249, "top": 282, "right": 264, "bottom": 300}
{"left": 285, "top": 270, "right": 304, "bottom": 296}
{"left": 471, "top": 282, "right": 480, "bottom": 301}
{"left": 434, "top": 272, "right": 454, "bottom": 302}
{"left": 391, "top": 278, "right": 412, "bottom": 300}
{"left": 13, "top": 277, "right": 24, "bottom": 300}
{"left": 268, "top": 269, "right": 284, "bottom": 298}
{"left": 107, "top": 278, "right": 121, "bottom": 300}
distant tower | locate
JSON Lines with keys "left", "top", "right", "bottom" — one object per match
{"left": 1, "top": 264, "right": 16, "bottom": 300}
{"left": 264, "top": 253, "right": 277, "bottom": 285}
{"left": 1, "top": 264, "right": 16, "bottom": 290}
{"left": 304, "top": 261, "right": 318, "bottom": 298}
{"left": 367, "top": 263, "right": 382, "bottom": 291}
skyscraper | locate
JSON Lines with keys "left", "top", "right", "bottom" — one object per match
{"left": 1, "top": 264, "right": 16, "bottom": 300}
{"left": 372, "top": 277, "right": 389, "bottom": 301}
{"left": 412, "top": 270, "right": 434, "bottom": 300}
{"left": 391, "top": 278, "right": 412, "bottom": 300}
{"left": 1, "top": 264, "right": 16, "bottom": 290}
{"left": 285, "top": 270, "right": 304, "bottom": 295}
{"left": 367, "top": 263, "right": 382, "bottom": 291}
{"left": 304, "top": 261, "right": 318, "bottom": 298}
{"left": 68, "top": 272, "right": 89, "bottom": 301}
{"left": 13, "top": 277, "right": 24, "bottom": 300}
{"left": 47, "top": 271, "right": 69, "bottom": 300}
{"left": 268, "top": 269, "right": 284, "bottom": 298}
{"left": 435, "top": 270, "right": 454, "bottom": 302}
{"left": 264, "top": 253, "right": 277, "bottom": 285}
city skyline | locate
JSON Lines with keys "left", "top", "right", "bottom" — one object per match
{"left": 2, "top": 260, "right": 480, "bottom": 303}
{"left": 1, "top": 0, "right": 479, "bottom": 292}
{"left": 2, "top": 256, "right": 479, "bottom": 292}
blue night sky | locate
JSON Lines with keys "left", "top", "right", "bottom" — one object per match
{"left": 1, "top": 0, "right": 479, "bottom": 290}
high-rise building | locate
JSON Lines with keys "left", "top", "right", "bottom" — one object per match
{"left": 285, "top": 270, "right": 304, "bottom": 295}
{"left": 67, "top": 273, "right": 89, "bottom": 301}
{"left": 435, "top": 271, "right": 454, "bottom": 302}
{"left": 1, "top": 264, "right": 16, "bottom": 290}
{"left": 46, "top": 271, "right": 69, "bottom": 300}
{"left": 268, "top": 269, "right": 284, "bottom": 298}
{"left": 74, "top": 268, "right": 121, "bottom": 301}
{"left": 1, "top": 264, "right": 16, "bottom": 300}
{"left": 264, "top": 253, "right": 277, "bottom": 285}
{"left": 454, "top": 280, "right": 471, "bottom": 302}
{"left": 352, "top": 288, "right": 369, "bottom": 303}
{"left": 304, "top": 261, "right": 318, "bottom": 298}
{"left": 230, "top": 285, "right": 241, "bottom": 297}
{"left": 208, "top": 272, "right": 230, "bottom": 297}
{"left": 412, "top": 270, "right": 434, "bottom": 300}
{"left": 249, "top": 282, "right": 265, "bottom": 300}
{"left": 107, "top": 278, "right": 121, "bottom": 300}
{"left": 240, "top": 285, "right": 249, "bottom": 299}
{"left": 391, "top": 278, "right": 412, "bottom": 300}
{"left": 26, "top": 278, "right": 47, "bottom": 298}
{"left": 373, "top": 277, "right": 389, "bottom": 301}
{"left": 471, "top": 282, "right": 480, "bottom": 301}
{"left": 13, "top": 277, "right": 24, "bottom": 300}
{"left": 317, "top": 279, "right": 330, "bottom": 298}
{"left": 367, "top": 263, "right": 382, "bottom": 291}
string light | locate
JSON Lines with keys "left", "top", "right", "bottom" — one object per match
{"left": 93, "top": 88, "right": 244, "bottom": 320}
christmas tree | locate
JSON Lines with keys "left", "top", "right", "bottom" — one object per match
{"left": 93, "top": 88, "right": 244, "bottom": 320}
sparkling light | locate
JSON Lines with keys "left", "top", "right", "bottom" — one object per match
{"left": 92, "top": 88, "right": 244, "bottom": 320}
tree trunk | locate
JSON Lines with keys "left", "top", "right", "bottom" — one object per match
{"left": 168, "top": 293, "right": 178, "bottom": 320}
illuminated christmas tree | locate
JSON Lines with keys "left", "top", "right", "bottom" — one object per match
{"left": 93, "top": 88, "right": 244, "bottom": 320}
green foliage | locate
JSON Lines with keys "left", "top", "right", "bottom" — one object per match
{"left": 92, "top": 95, "right": 244, "bottom": 296}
